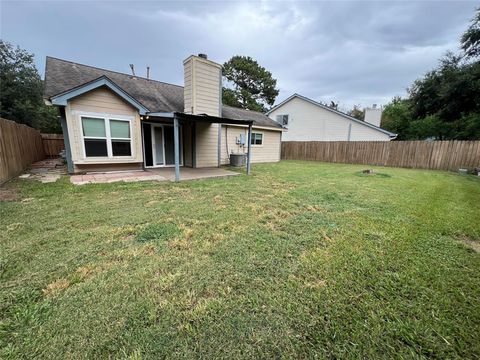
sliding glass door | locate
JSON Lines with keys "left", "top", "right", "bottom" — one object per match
{"left": 145, "top": 124, "right": 182, "bottom": 168}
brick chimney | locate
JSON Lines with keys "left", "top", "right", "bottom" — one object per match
{"left": 183, "top": 54, "right": 222, "bottom": 117}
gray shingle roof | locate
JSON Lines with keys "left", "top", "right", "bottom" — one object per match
{"left": 44, "top": 57, "right": 282, "bottom": 129}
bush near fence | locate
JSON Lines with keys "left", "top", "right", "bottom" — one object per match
{"left": 281, "top": 141, "right": 480, "bottom": 172}
{"left": 41, "top": 133, "right": 65, "bottom": 157}
{"left": 0, "top": 118, "right": 46, "bottom": 183}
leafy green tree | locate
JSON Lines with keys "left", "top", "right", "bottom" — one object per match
{"left": 222, "top": 55, "right": 279, "bottom": 112}
{"left": 381, "top": 97, "right": 414, "bottom": 140}
{"left": 347, "top": 105, "right": 364, "bottom": 120}
{"left": 461, "top": 8, "right": 480, "bottom": 58}
{"left": 0, "top": 40, "right": 60, "bottom": 133}
{"left": 408, "top": 53, "right": 480, "bottom": 139}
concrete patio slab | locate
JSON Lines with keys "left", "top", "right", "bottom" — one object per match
{"left": 69, "top": 167, "right": 239, "bottom": 185}
{"left": 70, "top": 171, "right": 167, "bottom": 185}
{"left": 146, "top": 167, "right": 240, "bottom": 181}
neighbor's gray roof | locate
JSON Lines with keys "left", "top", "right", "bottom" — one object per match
{"left": 44, "top": 57, "right": 282, "bottom": 129}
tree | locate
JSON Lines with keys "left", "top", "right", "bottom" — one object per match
{"left": 408, "top": 52, "right": 480, "bottom": 139}
{"left": 461, "top": 8, "right": 480, "bottom": 58}
{"left": 222, "top": 56, "right": 279, "bottom": 112}
{"left": 0, "top": 40, "right": 61, "bottom": 133}
{"left": 347, "top": 105, "right": 364, "bottom": 120}
{"left": 381, "top": 97, "right": 414, "bottom": 140}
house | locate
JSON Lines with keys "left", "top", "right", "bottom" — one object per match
{"left": 43, "top": 54, "right": 283, "bottom": 180}
{"left": 267, "top": 94, "right": 396, "bottom": 141}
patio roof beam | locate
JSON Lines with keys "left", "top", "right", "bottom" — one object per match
{"left": 174, "top": 115, "right": 180, "bottom": 182}
{"left": 173, "top": 112, "right": 253, "bottom": 126}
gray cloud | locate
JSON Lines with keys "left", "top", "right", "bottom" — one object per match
{"left": 1, "top": 0, "right": 477, "bottom": 110}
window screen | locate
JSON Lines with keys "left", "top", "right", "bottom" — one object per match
{"left": 110, "top": 120, "right": 131, "bottom": 156}
{"left": 82, "top": 117, "right": 106, "bottom": 137}
{"left": 110, "top": 120, "right": 130, "bottom": 138}
{"left": 82, "top": 117, "right": 107, "bottom": 157}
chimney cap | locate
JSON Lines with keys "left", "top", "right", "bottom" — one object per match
{"left": 198, "top": 53, "right": 208, "bottom": 59}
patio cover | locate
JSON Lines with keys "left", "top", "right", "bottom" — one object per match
{"left": 170, "top": 112, "right": 254, "bottom": 182}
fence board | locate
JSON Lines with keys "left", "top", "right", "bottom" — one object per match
{"left": 281, "top": 140, "right": 480, "bottom": 172}
{"left": 0, "top": 118, "right": 45, "bottom": 183}
{"left": 41, "top": 133, "right": 65, "bottom": 157}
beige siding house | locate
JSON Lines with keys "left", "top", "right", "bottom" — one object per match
{"left": 267, "top": 94, "right": 396, "bottom": 141}
{"left": 43, "top": 55, "right": 283, "bottom": 176}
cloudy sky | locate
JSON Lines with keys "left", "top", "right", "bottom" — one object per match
{"left": 1, "top": 0, "right": 477, "bottom": 110}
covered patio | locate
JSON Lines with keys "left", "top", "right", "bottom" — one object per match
{"left": 144, "top": 112, "right": 254, "bottom": 182}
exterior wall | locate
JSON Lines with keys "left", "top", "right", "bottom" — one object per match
{"left": 349, "top": 121, "right": 390, "bottom": 141}
{"left": 220, "top": 125, "right": 282, "bottom": 165}
{"left": 65, "top": 87, "right": 142, "bottom": 173}
{"left": 183, "top": 55, "right": 222, "bottom": 117}
{"left": 268, "top": 97, "right": 391, "bottom": 141}
{"left": 195, "top": 122, "right": 219, "bottom": 167}
{"left": 364, "top": 107, "right": 382, "bottom": 127}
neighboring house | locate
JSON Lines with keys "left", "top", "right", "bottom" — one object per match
{"left": 43, "top": 55, "right": 283, "bottom": 177}
{"left": 267, "top": 94, "right": 396, "bottom": 141}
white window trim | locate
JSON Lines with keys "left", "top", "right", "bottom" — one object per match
{"left": 78, "top": 111, "right": 135, "bottom": 160}
{"left": 250, "top": 131, "right": 264, "bottom": 147}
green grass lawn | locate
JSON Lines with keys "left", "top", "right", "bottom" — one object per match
{"left": 1, "top": 161, "right": 480, "bottom": 359}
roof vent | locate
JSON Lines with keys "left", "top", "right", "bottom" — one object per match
{"left": 198, "top": 53, "right": 208, "bottom": 60}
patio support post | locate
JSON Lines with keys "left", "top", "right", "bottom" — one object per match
{"left": 247, "top": 123, "right": 252, "bottom": 175}
{"left": 174, "top": 115, "right": 180, "bottom": 182}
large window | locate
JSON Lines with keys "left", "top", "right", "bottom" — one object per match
{"left": 251, "top": 132, "right": 263, "bottom": 146}
{"left": 81, "top": 116, "right": 132, "bottom": 158}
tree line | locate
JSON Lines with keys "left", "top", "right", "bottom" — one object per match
{"left": 381, "top": 8, "right": 480, "bottom": 140}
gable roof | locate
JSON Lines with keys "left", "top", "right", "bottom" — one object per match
{"left": 50, "top": 75, "right": 149, "bottom": 115}
{"left": 44, "top": 57, "right": 282, "bottom": 129}
{"left": 266, "top": 93, "right": 397, "bottom": 137}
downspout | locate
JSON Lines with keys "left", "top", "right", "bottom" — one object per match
{"left": 173, "top": 114, "right": 180, "bottom": 182}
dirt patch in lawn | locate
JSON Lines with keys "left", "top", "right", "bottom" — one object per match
{"left": 0, "top": 184, "right": 20, "bottom": 201}
{"left": 456, "top": 235, "right": 480, "bottom": 253}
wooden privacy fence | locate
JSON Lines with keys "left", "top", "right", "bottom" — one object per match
{"left": 41, "top": 133, "right": 65, "bottom": 157}
{"left": 0, "top": 118, "right": 45, "bottom": 183}
{"left": 281, "top": 141, "right": 480, "bottom": 172}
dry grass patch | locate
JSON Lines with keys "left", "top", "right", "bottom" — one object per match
{"left": 456, "top": 235, "right": 480, "bottom": 253}
{"left": 42, "top": 278, "right": 70, "bottom": 297}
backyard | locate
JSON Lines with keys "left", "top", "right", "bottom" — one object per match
{"left": 1, "top": 161, "right": 479, "bottom": 359}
